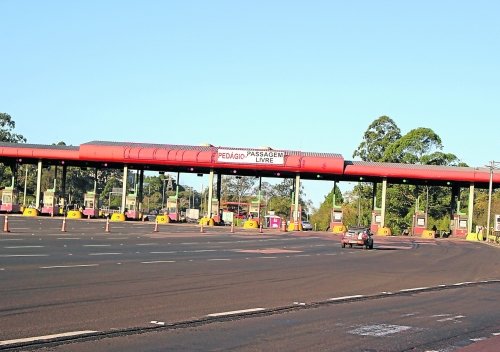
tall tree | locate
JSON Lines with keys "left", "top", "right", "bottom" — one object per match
{"left": 0, "top": 113, "right": 26, "bottom": 143}
{"left": 353, "top": 116, "right": 401, "bottom": 162}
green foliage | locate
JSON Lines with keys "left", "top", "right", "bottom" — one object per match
{"left": 353, "top": 116, "right": 401, "bottom": 162}
{"left": 0, "top": 112, "right": 26, "bottom": 143}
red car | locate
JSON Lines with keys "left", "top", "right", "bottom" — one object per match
{"left": 341, "top": 227, "right": 374, "bottom": 249}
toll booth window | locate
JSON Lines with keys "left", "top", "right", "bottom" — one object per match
{"left": 334, "top": 213, "right": 342, "bottom": 220}
{"left": 417, "top": 218, "right": 425, "bottom": 226}
{"left": 375, "top": 215, "right": 382, "bottom": 223}
{"left": 3, "top": 195, "right": 11, "bottom": 203}
{"left": 459, "top": 220, "right": 467, "bottom": 228}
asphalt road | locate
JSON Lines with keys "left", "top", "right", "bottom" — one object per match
{"left": 1, "top": 216, "right": 499, "bottom": 351}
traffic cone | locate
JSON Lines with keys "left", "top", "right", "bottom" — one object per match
{"left": 259, "top": 223, "right": 263, "bottom": 234}
{"left": 105, "top": 218, "right": 110, "bottom": 233}
{"left": 230, "top": 222, "right": 234, "bottom": 233}
{"left": 200, "top": 222, "right": 204, "bottom": 233}
{"left": 153, "top": 220, "right": 159, "bottom": 232}
{"left": 61, "top": 216, "right": 66, "bottom": 232}
{"left": 3, "top": 215, "right": 10, "bottom": 233}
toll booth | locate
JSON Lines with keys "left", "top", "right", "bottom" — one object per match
{"left": 370, "top": 209, "right": 382, "bottom": 234}
{"left": 167, "top": 196, "right": 179, "bottom": 221}
{"left": 450, "top": 214, "right": 468, "bottom": 238}
{"left": 330, "top": 208, "right": 344, "bottom": 229}
{"left": 83, "top": 192, "right": 99, "bottom": 218}
{"left": 264, "top": 214, "right": 282, "bottom": 229}
{"left": 41, "top": 189, "right": 59, "bottom": 216}
{"left": 210, "top": 198, "right": 220, "bottom": 223}
{"left": 289, "top": 204, "right": 302, "bottom": 230}
{"left": 249, "top": 200, "right": 261, "bottom": 218}
{"left": 125, "top": 193, "right": 140, "bottom": 220}
{"left": 0, "top": 187, "right": 20, "bottom": 213}
{"left": 412, "top": 211, "right": 427, "bottom": 236}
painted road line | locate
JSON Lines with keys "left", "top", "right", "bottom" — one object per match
{"left": 208, "top": 258, "right": 231, "bottom": 261}
{"left": 207, "top": 308, "right": 265, "bottom": 317}
{"left": 136, "top": 243, "right": 159, "bottom": 246}
{"left": 188, "top": 249, "right": 217, "bottom": 253}
{"left": 57, "top": 238, "right": 81, "bottom": 240}
{"left": 150, "top": 321, "right": 165, "bottom": 325}
{"left": 0, "top": 254, "right": 49, "bottom": 257}
{"left": 437, "top": 315, "right": 465, "bottom": 322}
{"left": 328, "top": 295, "right": 364, "bottom": 301}
{"left": 40, "top": 264, "right": 99, "bottom": 269}
{"left": 0, "top": 330, "right": 98, "bottom": 346}
{"left": 88, "top": 253, "right": 122, "bottom": 256}
{"left": 150, "top": 251, "right": 176, "bottom": 254}
{"left": 141, "top": 260, "right": 176, "bottom": 264}
{"left": 4, "top": 245, "right": 45, "bottom": 248}
{"left": 349, "top": 324, "right": 411, "bottom": 337}
{"left": 400, "top": 287, "right": 430, "bottom": 292}
{"left": 0, "top": 239, "right": 24, "bottom": 241}
{"left": 258, "top": 256, "right": 277, "bottom": 259}
{"left": 83, "top": 244, "right": 112, "bottom": 247}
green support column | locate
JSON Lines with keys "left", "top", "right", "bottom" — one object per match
{"left": 35, "top": 160, "right": 42, "bottom": 208}
{"left": 380, "top": 178, "right": 387, "bottom": 228}
{"left": 294, "top": 174, "right": 301, "bottom": 227}
{"left": 207, "top": 169, "right": 214, "bottom": 218}
{"left": 121, "top": 165, "right": 128, "bottom": 213}
{"left": 468, "top": 183, "right": 474, "bottom": 234}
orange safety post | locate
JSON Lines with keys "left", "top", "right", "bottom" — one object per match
{"left": 153, "top": 220, "right": 159, "bottom": 233}
{"left": 61, "top": 216, "right": 66, "bottom": 232}
{"left": 3, "top": 215, "right": 10, "bottom": 233}
{"left": 259, "top": 223, "right": 263, "bottom": 234}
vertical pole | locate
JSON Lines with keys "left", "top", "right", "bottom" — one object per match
{"left": 372, "top": 182, "right": 377, "bottom": 210}
{"left": 53, "top": 165, "right": 58, "bottom": 192}
{"left": 23, "top": 164, "right": 28, "bottom": 206}
{"left": 468, "top": 183, "right": 474, "bottom": 235}
{"left": 258, "top": 177, "right": 262, "bottom": 221}
{"left": 11, "top": 163, "right": 16, "bottom": 188}
{"left": 294, "top": 174, "right": 300, "bottom": 222}
{"left": 35, "top": 160, "right": 42, "bottom": 209}
{"left": 207, "top": 170, "right": 214, "bottom": 218}
{"left": 216, "top": 173, "right": 221, "bottom": 219}
{"left": 139, "top": 170, "right": 144, "bottom": 214}
{"left": 121, "top": 165, "right": 128, "bottom": 213}
{"left": 61, "top": 165, "right": 67, "bottom": 211}
{"left": 486, "top": 162, "right": 493, "bottom": 238}
{"left": 380, "top": 178, "right": 387, "bottom": 228}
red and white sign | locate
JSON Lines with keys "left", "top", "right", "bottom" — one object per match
{"left": 217, "top": 149, "right": 285, "bottom": 165}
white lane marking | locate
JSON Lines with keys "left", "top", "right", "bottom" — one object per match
{"left": 150, "top": 251, "right": 176, "bottom": 254}
{"left": 296, "top": 254, "right": 311, "bottom": 257}
{"left": 293, "top": 302, "right": 306, "bottom": 306}
{"left": 136, "top": 243, "right": 159, "bottom": 246}
{"left": 207, "top": 308, "right": 265, "bottom": 317}
{"left": 349, "top": 324, "right": 411, "bottom": 337}
{"left": 400, "top": 287, "right": 429, "bottom": 292}
{"left": 0, "top": 239, "right": 24, "bottom": 241}
{"left": 4, "top": 246, "right": 44, "bottom": 248}
{"left": 431, "top": 314, "right": 451, "bottom": 318}
{"left": 188, "top": 249, "right": 217, "bottom": 253}
{"left": 57, "top": 237, "right": 81, "bottom": 240}
{"left": 258, "top": 256, "right": 277, "bottom": 259}
{"left": 40, "top": 264, "right": 99, "bottom": 269}
{"left": 492, "top": 332, "right": 500, "bottom": 336}
{"left": 180, "top": 242, "right": 199, "bottom": 245}
{"left": 141, "top": 260, "right": 176, "bottom": 264}
{"left": 83, "top": 244, "right": 111, "bottom": 247}
{"left": 88, "top": 253, "right": 122, "bottom": 256}
{"left": 470, "top": 337, "right": 487, "bottom": 342}
{"left": 150, "top": 321, "right": 165, "bottom": 325}
{"left": 437, "top": 315, "right": 465, "bottom": 322}
{"left": 0, "top": 330, "right": 98, "bottom": 346}
{"left": 329, "top": 295, "right": 364, "bottom": 301}
{"left": 0, "top": 268, "right": 5, "bottom": 271}
{"left": 0, "top": 254, "right": 49, "bottom": 257}
{"left": 107, "top": 237, "right": 128, "bottom": 239}
{"left": 208, "top": 258, "right": 231, "bottom": 261}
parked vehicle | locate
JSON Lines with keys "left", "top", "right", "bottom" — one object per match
{"left": 341, "top": 227, "right": 374, "bottom": 249}
{"left": 302, "top": 220, "right": 313, "bottom": 231}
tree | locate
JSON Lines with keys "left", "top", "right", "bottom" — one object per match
{"left": 381, "top": 127, "right": 443, "bottom": 164}
{"left": 0, "top": 113, "right": 26, "bottom": 143}
{"left": 353, "top": 116, "right": 401, "bottom": 162}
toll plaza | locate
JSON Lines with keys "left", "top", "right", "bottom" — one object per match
{"left": 0, "top": 141, "right": 499, "bottom": 237}
{"left": 0, "top": 187, "right": 20, "bottom": 213}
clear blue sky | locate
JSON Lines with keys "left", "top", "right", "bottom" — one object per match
{"left": 1, "top": 1, "right": 499, "bottom": 208}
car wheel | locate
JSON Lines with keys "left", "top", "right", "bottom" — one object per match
{"left": 341, "top": 242, "right": 345, "bottom": 248}
{"left": 349, "top": 244, "right": 353, "bottom": 248}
